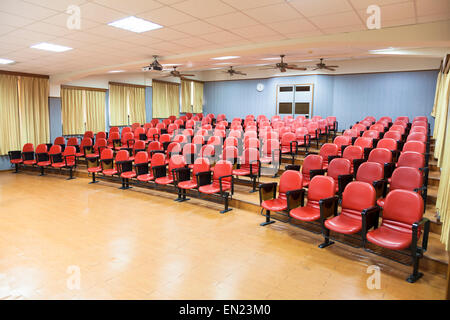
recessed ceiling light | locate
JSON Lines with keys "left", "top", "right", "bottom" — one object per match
{"left": 211, "top": 56, "right": 240, "bottom": 60}
{"left": 108, "top": 16, "right": 162, "bottom": 33}
{"left": 31, "top": 42, "right": 72, "bottom": 52}
{"left": 0, "top": 58, "right": 15, "bottom": 64}
{"left": 108, "top": 70, "right": 125, "bottom": 73}
{"left": 214, "top": 62, "right": 235, "bottom": 65}
{"left": 260, "top": 57, "right": 281, "bottom": 60}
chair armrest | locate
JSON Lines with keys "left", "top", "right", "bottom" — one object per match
{"left": 310, "top": 169, "right": 326, "bottom": 180}
{"left": 328, "top": 155, "right": 340, "bottom": 163}
{"left": 286, "top": 188, "right": 305, "bottom": 211}
{"left": 174, "top": 167, "right": 191, "bottom": 183}
{"left": 290, "top": 140, "right": 298, "bottom": 154}
{"left": 353, "top": 158, "right": 366, "bottom": 175}
{"left": 412, "top": 218, "right": 430, "bottom": 252}
{"left": 372, "top": 179, "right": 387, "bottom": 199}
{"left": 384, "top": 162, "right": 395, "bottom": 179}
{"left": 338, "top": 174, "right": 353, "bottom": 196}
{"left": 319, "top": 196, "right": 339, "bottom": 221}
{"left": 285, "top": 164, "right": 300, "bottom": 171}
{"left": 196, "top": 170, "right": 212, "bottom": 187}
{"left": 258, "top": 182, "right": 277, "bottom": 205}
{"left": 361, "top": 206, "right": 381, "bottom": 239}
{"left": 218, "top": 174, "right": 233, "bottom": 195}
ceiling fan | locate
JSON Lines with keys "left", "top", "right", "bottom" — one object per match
{"left": 163, "top": 66, "right": 195, "bottom": 79}
{"left": 223, "top": 66, "right": 247, "bottom": 76}
{"left": 307, "top": 58, "right": 339, "bottom": 71}
{"left": 260, "top": 54, "right": 307, "bottom": 72}
{"left": 142, "top": 55, "right": 163, "bottom": 71}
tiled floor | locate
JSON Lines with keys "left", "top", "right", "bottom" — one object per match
{"left": 0, "top": 172, "right": 446, "bottom": 299}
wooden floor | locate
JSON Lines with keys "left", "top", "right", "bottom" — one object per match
{"left": 0, "top": 171, "right": 446, "bottom": 300}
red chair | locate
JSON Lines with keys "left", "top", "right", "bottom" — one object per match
{"left": 67, "top": 137, "right": 80, "bottom": 153}
{"left": 289, "top": 175, "right": 336, "bottom": 228}
{"left": 154, "top": 154, "right": 186, "bottom": 185}
{"left": 376, "top": 138, "right": 398, "bottom": 161}
{"left": 166, "top": 142, "right": 181, "bottom": 163}
{"left": 327, "top": 158, "right": 352, "bottom": 196}
{"left": 182, "top": 143, "right": 197, "bottom": 168}
{"left": 306, "top": 122, "right": 320, "bottom": 148}
{"left": 146, "top": 128, "right": 159, "bottom": 142}
{"left": 86, "top": 148, "right": 115, "bottom": 183}
{"left": 76, "top": 138, "right": 93, "bottom": 159}
{"left": 355, "top": 162, "right": 385, "bottom": 199}
{"left": 342, "top": 145, "right": 365, "bottom": 174}
{"left": 319, "top": 143, "right": 339, "bottom": 169}
{"left": 108, "top": 132, "right": 121, "bottom": 150}
{"left": 222, "top": 146, "right": 238, "bottom": 165}
{"left": 295, "top": 127, "right": 310, "bottom": 151}
{"left": 54, "top": 136, "right": 66, "bottom": 152}
{"left": 280, "top": 132, "right": 297, "bottom": 164}
{"left": 175, "top": 157, "right": 211, "bottom": 202}
{"left": 131, "top": 140, "right": 146, "bottom": 161}
{"left": 396, "top": 151, "right": 427, "bottom": 183}
{"left": 354, "top": 137, "right": 373, "bottom": 159}
{"left": 113, "top": 150, "right": 136, "bottom": 189}
{"left": 365, "top": 189, "right": 429, "bottom": 283}
{"left": 233, "top": 147, "right": 260, "bottom": 192}
{"left": 8, "top": 144, "right": 32, "bottom": 173}
{"left": 198, "top": 160, "right": 234, "bottom": 213}
{"left": 134, "top": 151, "right": 154, "bottom": 182}
{"left": 320, "top": 181, "right": 377, "bottom": 248}
{"left": 333, "top": 135, "right": 351, "bottom": 155}
{"left": 147, "top": 141, "right": 163, "bottom": 157}
{"left": 36, "top": 144, "right": 51, "bottom": 176}
{"left": 326, "top": 116, "right": 338, "bottom": 136}
{"left": 50, "top": 145, "right": 77, "bottom": 179}
{"left": 87, "top": 138, "right": 108, "bottom": 159}
{"left": 134, "top": 127, "right": 146, "bottom": 141}
{"left": 367, "top": 148, "right": 394, "bottom": 178}
{"left": 301, "top": 154, "right": 324, "bottom": 188}
{"left": 377, "top": 167, "right": 425, "bottom": 208}
{"left": 259, "top": 170, "right": 303, "bottom": 226}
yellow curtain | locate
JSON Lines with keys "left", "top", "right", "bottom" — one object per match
{"left": 181, "top": 80, "right": 192, "bottom": 113}
{"left": 437, "top": 111, "right": 450, "bottom": 250}
{"left": 433, "top": 73, "right": 450, "bottom": 164}
{"left": 152, "top": 80, "right": 180, "bottom": 118}
{"left": 109, "top": 83, "right": 128, "bottom": 125}
{"left": 431, "top": 69, "right": 442, "bottom": 117}
{"left": 0, "top": 74, "right": 21, "bottom": 154}
{"left": 61, "top": 87, "right": 85, "bottom": 135}
{"left": 18, "top": 76, "right": 49, "bottom": 147}
{"left": 193, "top": 81, "right": 204, "bottom": 113}
{"left": 85, "top": 90, "right": 106, "bottom": 132}
{"left": 129, "top": 86, "right": 146, "bottom": 124}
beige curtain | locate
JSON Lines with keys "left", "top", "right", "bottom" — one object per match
{"left": 0, "top": 74, "right": 21, "bottom": 154}
{"left": 193, "top": 81, "right": 204, "bottom": 113}
{"left": 61, "top": 87, "right": 85, "bottom": 135}
{"left": 86, "top": 90, "right": 106, "bottom": 132}
{"left": 437, "top": 111, "right": 450, "bottom": 250}
{"left": 152, "top": 80, "right": 180, "bottom": 118}
{"left": 129, "top": 86, "right": 146, "bottom": 124}
{"left": 433, "top": 73, "right": 450, "bottom": 164}
{"left": 18, "top": 76, "right": 49, "bottom": 146}
{"left": 109, "top": 83, "right": 128, "bottom": 125}
{"left": 181, "top": 80, "right": 192, "bottom": 113}
{"left": 431, "top": 69, "right": 442, "bottom": 117}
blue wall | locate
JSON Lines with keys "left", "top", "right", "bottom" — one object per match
{"left": 49, "top": 97, "right": 62, "bottom": 142}
{"left": 203, "top": 70, "right": 438, "bottom": 130}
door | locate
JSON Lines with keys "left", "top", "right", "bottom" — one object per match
{"left": 277, "top": 84, "right": 313, "bottom": 118}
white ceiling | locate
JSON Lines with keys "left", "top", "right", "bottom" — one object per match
{"left": 0, "top": 0, "right": 449, "bottom": 81}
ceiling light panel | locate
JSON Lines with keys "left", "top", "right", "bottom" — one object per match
{"left": 108, "top": 16, "right": 163, "bottom": 33}
{"left": 30, "top": 42, "right": 72, "bottom": 52}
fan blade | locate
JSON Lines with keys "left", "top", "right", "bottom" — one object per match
{"left": 287, "top": 67, "right": 307, "bottom": 71}
{"left": 326, "top": 65, "right": 339, "bottom": 68}
{"left": 324, "top": 67, "right": 336, "bottom": 71}
{"left": 312, "top": 68, "right": 319, "bottom": 71}
{"left": 259, "top": 67, "right": 277, "bottom": 70}
{"left": 235, "top": 72, "right": 247, "bottom": 76}
{"left": 280, "top": 68, "right": 286, "bottom": 72}
{"left": 285, "top": 64, "right": 299, "bottom": 68}
{"left": 180, "top": 74, "right": 195, "bottom": 77}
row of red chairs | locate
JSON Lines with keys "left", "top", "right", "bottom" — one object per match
{"left": 259, "top": 171, "right": 429, "bottom": 283}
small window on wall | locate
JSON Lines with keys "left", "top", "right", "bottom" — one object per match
{"left": 279, "top": 103, "right": 292, "bottom": 114}
{"left": 296, "top": 86, "right": 310, "bottom": 92}
{"left": 279, "top": 86, "right": 293, "bottom": 92}
{"left": 295, "top": 102, "right": 309, "bottom": 114}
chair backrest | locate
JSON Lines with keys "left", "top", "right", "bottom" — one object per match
{"left": 376, "top": 138, "right": 397, "bottom": 151}
{"left": 402, "top": 141, "right": 426, "bottom": 154}
{"left": 67, "top": 137, "right": 79, "bottom": 146}
{"left": 80, "top": 138, "right": 92, "bottom": 149}
{"left": 212, "top": 160, "right": 232, "bottom": 185}
{"left": 193, "top": 135, "right": 204, "bottom": 145}
{"left": 281, "top": 132, "right": 296, "bottom": 146}
{"left": 96, "top": 132, "right": 107, "bottom": 140}
{"left": 279, "top": 170, "right": 303, "bottom": 199}
{"left": 382, "top": 189, "right": 423, "bottom": 230}
{"left": 369, "top": 124, "right": 384, "bottom": 132}
{"left": 151, "top": 152, "right": 165, "bottom": 166}
{"left": 244, "top": 137, "right": 259, "bottom": 149}
{"left": 397, "top": 151, "right": 425, "bottom": 169}
{"left": 410, "top": 126, "right": 427, "bottom": 135}
{"left": 406, "top": 132, "right": 426, "bottom": 143}
{"left": 49, "top": 145, "right": 61, "bottom": 155}
{"left": 343, "top": 129, "right": 358, "bottom": 137}
{"left": 54, "top": 136, "right": 65, "bottom": 145}
{"left": 122, "top": 132, "right": 134, "bottom": 144}
{"left": 341, "top": 181, "right": 376, "bottom": 214}
{"left": 354, "top": 137, "right": 373, "bottom": 149}
{"left": 262, "top": 139, "right": 279, "bottom": 157}
{"left": 413, "top": 116, "right": 427, "bottom": 123}
{"left": 192, "top": 157, "right": 210, "bottom": 177}
{"left": 134, "top": 140, "right": 146, "bottom": 151}
{"left": 307, "top": 176, "right": 336, "bottom": 203}
{"left": 368, "top": 148, "right": 392, "bottom": 165}
{"left": 168, "top": 154, "right": 186, "bottom": 175}
{"left": 353, "top": 123, "right": 366, "bottom": 132}
{"left": 390, "top": 167, "right": 423, "bottom": 191}
{"left": 384, "top": 131, "right": 401, "bottom": 141}
{"left": 159, "top": 134, "right": 171, "bottom": 143}
{"left": 327, "top": 158, "right": 351, "bottom": 180}
{"left": 356, "top": 162, "right": 384, "bottom": 184}
{"left": 333, "top": 135, "right": 351, "bottom": 149}
{"left": 222, "top": 146, "right": 238, "bottom": 162}
{"left": 396, "top": 116, "right": 409, "bottom": 123}
{"left": 241, "top": 147, "right": 259, "bottom": 165}
{"left": 295, "top": 127, "right": 308, "bottom": 137}
{"left": 84, "top": 131, "right": 94, "bottom": 139}
{"left": 379, "top": 116, "right": 392, "bottom": 123}
{"left": 147, "top": 141, "right": 162, "bottom": 153}
{"left": 201, "top": 144, "right": 215, "bottom": 157}
{"left": 362, "top": 130, "right": 379, "bottom": 139}
{"left": 22, "top": 143, "right": 34, "bottom": 152}
{"left": 302, "top": 154, "right": 323, "bottom": 175}
{"left": 224, "top": 137, "right": 238, "bottom": 148}
{"left": 100, "top": 148, "right": 114, "bottom": 160}
{"left": 167, "top": 142, "right": 181, "bottom": 155}
{"left": 412, "top": 120, "right": 427, "bottom": 128}
{"left": 319, "top": 143, "right": 339, "bottom": 162}
{"left": 115, "top": 150, "right": 129, "bottom": 163}
{"left": 134, "top": 151, "right": 148, "bottom": 164}
{"left": 343, "top": 145, "right": 363, "bottom": 162}
{"left": 390, "top": 125, "right": 405, "bottom": 134}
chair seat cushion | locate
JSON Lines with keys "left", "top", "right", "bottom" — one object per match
{"left": 121, "top": 171, "right": 136, "bottom": 179}
{"left": 52, "top": 162, "right": 66, "bottom": 168}
{"left": 281, "top": 147, "right": 292, "bottom": 153}
{"left": 366, "top": 226, "right": 412, "bottom": 250}
{"left": 178, "top": 180, "right": 197, "bottom": 189}
{"left": 233, "top": 168, "right": 250, "bottom": 176}
{"left": 88, "top": 167, "right": 102, "bottom": 173}
{"left": 302, "top": 180, "right": 310, "bottom": 187}
{"left": 23, "top": 160, "right": 36, "bottom": 165}
{"left": 290, "top": 206, "right": 320, "bottom": 221}
{"left": 10, "top": 159, "right": 23, "bottom": 164}
{"left": 102, "top": 169, "right": 117, "bottom": 175}
{"left": 155, "top": 176, "right": 173, "bottom": 184}
{"left": 261, "top": 198, "right": 287, "bottom": 212}
{"left": 260, "top": 157, "right": 272, "bottom": 164}
{"left": 86, "top": 153, "right": 98, "bottom": 159}
{"left": 37, "top": 161, "right": 51, "bottom": 166}
{"left": 325, "top": 213, "right": 362, "bottom": 234}
{"left": 198, "top": 184, "right": 221, "bottom": 194}
{"left": 75, "top": 152, "right": 84, "bottom": 157}
{"left": 137, "top": 174, "right": 154, "bottom": 182}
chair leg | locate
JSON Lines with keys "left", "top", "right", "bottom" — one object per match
{"left": 13, "top": 163, "right": 19, "bottom": 173}
{"left": 89, "top": 172, "right": 99, "bottom": 184}
{"left": 319, "top": 228, "right": 334, "bottom": 248}
{"left": 407, "top": 249, "right": 423, "bottom": 283}
{"left": 175, "top": 187, "right": 183, "bottom": 201}
{"left": 39, "top": 166, "right": 45, "bottom": 176}
{"left": 67, "top": 167, "right": 75, "bottom": 180}
{"left": 220, "top": 192, "right": 232, "bottom": 213}
{"left": 250, "top": 176, "right": 257, "bottom": 193}
{"left": 260, "top": 209, "right": 275, "bottom": 226}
